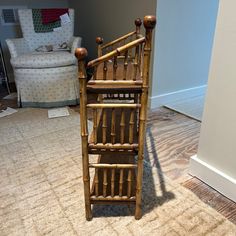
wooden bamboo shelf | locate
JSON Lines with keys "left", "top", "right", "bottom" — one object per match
{"left": 75, "top": 15, "right": 156, "bottom": 221}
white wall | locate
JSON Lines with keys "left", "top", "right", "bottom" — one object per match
{"left": 151, "top": 0, "right": 219, "bottom": 107}
{"left": 190, "top": 0, "right": 236, "bottom": 202}
{"left": 70, "top": 1, "right": 219, "bottom": 107}
{"left": 0, "top": 0, "right": 69, "bottom": 82}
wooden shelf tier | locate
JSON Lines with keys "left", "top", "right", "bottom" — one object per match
{"left": 88, "top": 103, "right": 139, "bottom": 204}
{"left": 88, "top": 107, "right": 139, "bottom": 154}
{"left": 90, "top": 154, "right": 137, "bottom": 204}
{"left": 87, "top": 61, "right": 143, "bottom": 92}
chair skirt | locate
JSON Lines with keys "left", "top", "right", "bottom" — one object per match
{"left": 14, "top": 65, "right": 79, "bottom": 108}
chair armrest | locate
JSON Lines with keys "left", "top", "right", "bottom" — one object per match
{"left": 5, "top": 38, "right": 30, "bottom": 58}
{"left": 70, "top": 36, "right": 82, "bottom": 55}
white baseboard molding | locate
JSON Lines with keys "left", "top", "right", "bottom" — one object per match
{"left": 190, "top": 155, "right": 236, "bottom": 202}
{"left": 149, "top": 85, "right": 207, "bottom": 109}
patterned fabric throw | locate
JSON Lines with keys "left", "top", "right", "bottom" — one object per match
{"left": 32, "top": 9, "right": 61, "bottom": 33}
{"left": 35, "top": 42, "right": 70, "bottom": 52}
{"left": 41, "top": 8, "right": 68, "bottom": 24}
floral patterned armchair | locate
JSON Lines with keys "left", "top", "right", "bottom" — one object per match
{"left": 6, "top": 9, "right": 81, "bottom": 107}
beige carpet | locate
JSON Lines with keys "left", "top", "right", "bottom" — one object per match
{"left": 164, "top": 95, "right": 205, "bottom": 121}
{"left": 0, "top": 108, "right": 235, "bottom": 236}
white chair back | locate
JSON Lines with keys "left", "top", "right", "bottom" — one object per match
{"left": 18, "top": 8, "right": 74, "bottom": 50}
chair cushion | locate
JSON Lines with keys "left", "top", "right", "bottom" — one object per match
{"left": 11, "top": 51, "right": 77, "bottom": 69}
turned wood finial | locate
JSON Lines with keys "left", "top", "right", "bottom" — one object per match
{"left": 96, "top": 37, "right": 104, "bottom": 45}
{"left": 135, "top": 18, "right": 142, "bottom": 27}
{"left": 75, "top": 48, "right": 88, "bottom": 61}
{"left": 143, "top": 15, "right": 156, "bottom": 29}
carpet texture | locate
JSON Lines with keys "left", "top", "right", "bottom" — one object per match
{"left": 0, "top": 108, "right": 235, "bottom": 236}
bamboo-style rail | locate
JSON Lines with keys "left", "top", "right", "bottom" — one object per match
{"left": 127, "top": 169, "right": 132, "bottom": 198}
{"left": 93, "top": 109, "right": 97, "bottom": 144}
{"left": 113, "top": 56, "right": 118, "bottom": 80}
{"left": 90, "top": 196, "right": 136, "bottom": 201}
{"left": 119, "top": 169, "right": 124, "bottom": 197}
{"left": 88, "top": 143, "right": 138, "bottom": 150}
{"left": 135, "top": 15, "right": 156, "bottom": 220}
{"left": 95, "top": 169, "right": 99, "bottom": 197}
{"left": 123, "top": 51, "right": 129, "bottom": 80}
{"left": 103, "top": 93, "right": 136, "bottom": 100}
{"left": 129, "top": 109, "right": 135, "bottom": 144}
{"left": 87, "top": 104, "right": 141, "bottom": 109}
{"left": 133, "top": 45, "right": 140, "bottom": 81}
{"left": 103, "top": 169, "right": 108, "bottom": 197}
{"left": 89, "top": 163, "right": 137, "bottom": 169}
{"left": 75, "top": 47, "right": 92, "bottom": 220}
{"left": 111, "top": 169, "right": 115, "bottom": 197}
{"left": 96, "top": 37, "right": 103, "bottom": 57}
{"left": 103, "top": 61, "right": 108, "bottom": 80}
{"left": 111, "top": 108, "right": 116, "bottom": 144}
{"left": 102, "top": 109, "right": 107, "bottom": 144}
{"left": 120, "top": 109, "right": 125, "bottom": 144}
{"left": 101, "top": 31, "right": 136, "bottom": 50}
{"left": 97, "top": 18, "right": 142, "bottom": 56}
{"left": 87, "top": 80, "right": 143, "bottom": 86}
{"left": 88, "top": 149, "right": 137, "bottom": 155}
{"left": 87, "top": 37, "right": 145, "bottom": 68}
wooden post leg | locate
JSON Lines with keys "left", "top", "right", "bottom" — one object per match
{"left": 135, "top": 116, "right": 145, "bottom": 220}
{"left": 75, "top": 48, "right": 92, "bottom": 221}
{"left": 96, "top": 37, "right": 104, "bottom": 57}
{"left": 82, "top": 136, "right": 92, "bottom": 221}
{"left": 135, "top": 18, "right": 142, "bottom": 36}
{"left": 135, "top": 15, "right": 156, "bottom": 220}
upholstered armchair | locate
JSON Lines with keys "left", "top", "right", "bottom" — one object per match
{"left": 6, "top": 9, "right": 81, "bottom": 107}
